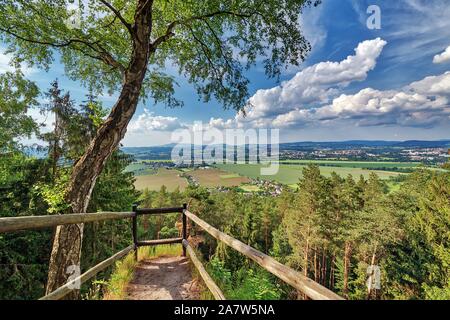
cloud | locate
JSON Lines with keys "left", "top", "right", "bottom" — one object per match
{"left": 433, "top": 45, "right": 450, "bottom": 64}
{"left": 408, "top": 71, "right": 450, "bottom": 95}
{"left": 128, "top": 109, "right": 185, "bottom": 133}
{"left": 234, "top": 38, "right": 387, "bottom": 126}
{"left": 207, "top": 39, "right": 450, "bottom": 131}
{"left": 272, "top": 71, "right": 450, "bottom": 129}
{"left": 296, "top": 3, "right": 327, "bottom": 61}
{"left": 315, "top": 87, "right": 449, "bottom": 128}
{"left": 351, "top": 0, "right": 450, "bottom": 64}
{"left": 0, "top": 50, "right": 36, "bottom": 75}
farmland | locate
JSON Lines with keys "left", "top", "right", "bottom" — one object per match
{"left": 129, "top": 160, "right": 425, "bottom": 191}
{"left": 215, "top": 163, "right": 403, "bottom": 186}
{"left": 278, "top": 160, "right": 420, "bottom": 169}
{"left": 133, "top": 168, "right": 188, "bottom": 191}
{"left": 185, "top": 168, "right": 251, "bottom": 187}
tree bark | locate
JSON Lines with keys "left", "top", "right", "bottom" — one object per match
{"left": 45, "top": 1, "right": 154, "bottom": 297}
{"left": 330, "top": 255, "right": 335, "bottom": 290}
{"left": 301, "top": 239, "right": 310, "bottom": 300}
{"left": 343, "top": 242, "right": 352, "bottom": 298}
{"left": 322, "top": 249, "right": 327, "bottom": 286}
{"left": 367, "top": 246, "right": 378, "bottom": 300}
{"left": 313, "top": 246, "right": 318, "bottom": 282}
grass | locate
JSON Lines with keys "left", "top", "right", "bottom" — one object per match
{"left": 219, "top": 173, "right": 241, "bottom": 179}
{"left": 215, "top": 163, "right": 401, "bottom": 185}
{"left": 129, "top": 160, "right": 419, "bottom": 190}
{"left": 278, "top": 160, "right": 421, "bottom": 168}
{"left": 124, "top": 162, "right": 156, "bottom": 176}
{"left": 186, "top": 168, "right": 250, "bottom": 187}
{"left": 103, "top": 244, "right": 182, "bottom": 300}
{"left": 134, "top": 168, "right": 188, "bottom": 191}
{"left": 239, "top": 184, "right": 261, "bottom": 192}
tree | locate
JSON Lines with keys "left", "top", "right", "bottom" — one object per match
{"left": 0, "top": 0, "right": 320, "bottom": 295}
{"left": 0, "top": 71, "right": 39, "bottom": 153}
{"left": 40, "top": 80, "right": 77, "bottom": 180}
{"left": 284, "top": 165, "right": 331, "bottom": 292}
{"left": 404, "top": 172, "right": 450, "bottom": 299}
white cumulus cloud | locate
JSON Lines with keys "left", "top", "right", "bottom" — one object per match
{"left": 433, "top": 45, "right": 450, "bottom": 64}
{"left": 235, "top": 38, "right": 387, "bottom": 127}
{"left": 208, "top": 39, "right": 450, "bottom": 131}
{"left": 129, "top": 109, "right": 185, "bottom": 133}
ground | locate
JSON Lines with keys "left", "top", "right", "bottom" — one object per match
{"left": 130, "top": 161, "right": 421, "bottom": 192}
{"left": 126, "top": 256, "right": 200, "bottom": 300}
{"left": 215, "top": 163, "right": 402, "bottom": 185}
{"left": 134, "top": 168, "right": 188, "bottom": 191}
{"left": 185, "top": 168, "right": 250, "bottom": 187}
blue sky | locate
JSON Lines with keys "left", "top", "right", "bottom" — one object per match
{"left": 2, "top": 0, "right": 450, "bottom": 146}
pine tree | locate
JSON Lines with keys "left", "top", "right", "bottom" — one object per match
{"left": 41, "top": 80, "right": 77, "bottom": 180}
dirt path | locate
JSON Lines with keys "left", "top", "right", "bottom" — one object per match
{"left": 126, "top": 256, "right": 200, "bottom": 300}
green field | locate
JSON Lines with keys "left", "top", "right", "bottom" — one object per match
{"left": 129, "top": 160, "right": 419, "bottom": 191}
{"left": 278, "top": 160, "right": 421, "bottom": 169}
{"left": 124, "top": 162, "right": 159, "bottom": 176}
{"left": 215, "top": 163, "right": 402, "bottom": 186}
{"left": 186, "top": 168, "right": 250, "bottom": 187}
{"left": 134, "top": 168, "right": 188, "bottom": 191}
{"left": 239, "top": 184, "right": 261, "bottom": 192}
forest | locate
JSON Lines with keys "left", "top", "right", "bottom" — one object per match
{"left": 1, "top": 76, "right": 449, "bottom": 299}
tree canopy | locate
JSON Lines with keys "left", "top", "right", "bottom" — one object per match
{"left": 0, "top": 0, "right": 319, "bottom": 110}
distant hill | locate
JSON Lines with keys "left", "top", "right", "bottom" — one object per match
{"left": 281, "top": 140, "right": 450, "bottom": 149}
{"left": 122, "top": 140, "right": 450, "bottom": 156}
{"left": 391, "top": 140, "right": 450, "bottom": 148}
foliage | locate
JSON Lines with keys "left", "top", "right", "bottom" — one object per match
{"left": 0, "top": 71, "right": 39, "bottom": 152}
{"left": 0, "top": 81, "right": 139, "bottom": 299}
{"left": 206, "top": 257, "right": 282, "bottom": 300}
{"left": 0, "top": 0, "right": 320, "bottom": 111}
{"left": 0, "top": 156, "right": 52, "bottom": 299}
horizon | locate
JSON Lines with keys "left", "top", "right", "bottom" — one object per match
{"left": 120, "top": 138, "right": 450, "bottom": 149}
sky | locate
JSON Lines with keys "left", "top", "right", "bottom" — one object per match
{"left": 2, "top": 0, "right": 450, "bottom": 147}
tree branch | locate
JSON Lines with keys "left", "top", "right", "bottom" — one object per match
{"left": 0, "top": 26, "right": 125, "bottom": 73}
{"left": 99, "top": 0, "right": 134, "bottom": 36}
{"left": 150, "top": 10, "right": 254, "bottom": 51}
{"left": 186, "top": 26, "right": 227, "bottom": 91}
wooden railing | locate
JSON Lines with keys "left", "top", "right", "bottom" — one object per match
{"left": 0, "top": 205, "right": 343, "bottom": 300}
{"left": 184, "top": 210, "right": 343, "bottom": 300}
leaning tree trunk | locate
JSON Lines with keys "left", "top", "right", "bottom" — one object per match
{"left": 45, "top": 3, "right": 153, "bottom": 297}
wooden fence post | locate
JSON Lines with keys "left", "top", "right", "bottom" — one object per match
{"left": 132, "top": 204, "right": 138, "bottom": 261}
{"left": 182, "top": 203, "right": 187, "bottom": 257}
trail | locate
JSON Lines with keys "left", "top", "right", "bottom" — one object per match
{"left": 126, "top": 256, "right": 200, "bottom": 300}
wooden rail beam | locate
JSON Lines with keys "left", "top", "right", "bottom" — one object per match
{"left": 182, "top": 240, "right": 226, "bottom": 300}
{"left": 184, "top": 211, "right": 344, "bottom": 301}
{"left": 0, "top": 212, "right": 135, "bottom": 233}
{"left": 40, "top": 245, "right": 134, "bottom": 300}
{"left": 136, "top": 238, "right": 183, "bottom": 246}
{"left": 136, "top": 207, "right": 184, "bottom": 215}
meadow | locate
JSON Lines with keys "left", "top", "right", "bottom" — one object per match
{"left": 130, "top": 160, "right": 421, "bottom": 191}
{"left": 185, "top": 168, "right": 251, "bottom": 187}
{"left": 278, "top": 160, "right": 421, "bottom": 169}
{"left": 133, "top": 168, "right": 188, "bottom": 191}
{"left": 215, "top": 163, "right": 402, "bottom": 186}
